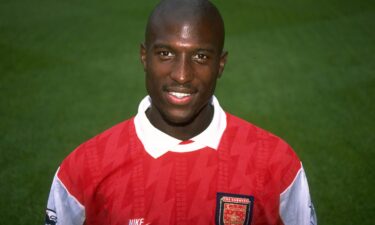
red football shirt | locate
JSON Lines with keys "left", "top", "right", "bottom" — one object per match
{"left": 45, "top": 96, "right": 316, "bottom": 225}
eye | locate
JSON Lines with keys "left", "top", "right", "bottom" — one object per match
{"left": 157, "top": 51, "right": 174, "bottom": 59}
{"left": 192, "top": 53, "right": 208, "bottom": 63}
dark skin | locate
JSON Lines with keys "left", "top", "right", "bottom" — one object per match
{"left": 140, "top": 0, "right": 227, "bottom": 140}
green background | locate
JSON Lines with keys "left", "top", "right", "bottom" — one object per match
{"left": 0, "top": 0, "right": 374, "bottom": 224}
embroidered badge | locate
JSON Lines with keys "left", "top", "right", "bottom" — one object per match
{"left": 216, "top": 193, "right": 254, "bottom": 225}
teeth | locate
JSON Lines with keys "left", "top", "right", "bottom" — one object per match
{"left": 169, "top": 92, "right": 191, "bottom": 99}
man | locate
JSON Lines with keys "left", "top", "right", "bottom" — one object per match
{"left": 45, "top": 0, "right": 317, "bottom": 224}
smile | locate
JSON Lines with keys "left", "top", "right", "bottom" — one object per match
{"left": 169, "top": 92, "right": 191, "bottom": 99}
{"left": 166, "top": 91, "right": 193, "bottom": 105}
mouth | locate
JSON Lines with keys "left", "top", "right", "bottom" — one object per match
{"left": 169, "top": 92, "right": 191, "bottom": 99}
{"left": 166, "top": 91, "right": 194, "bottom": 105}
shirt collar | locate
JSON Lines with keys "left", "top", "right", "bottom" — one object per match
{"left": 134, "top": 95, "right": 227, "bottom": 158}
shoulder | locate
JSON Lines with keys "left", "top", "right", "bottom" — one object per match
{"left": 57, "top": 118, "right": 135, "bottom": 194}
{"left": 63, "top": 118, "right": 134, "bottom": 162}
{"left": 225, "top": 113, "right": 293, "bottom": 149}
{"left": 224, "top": 113, "right": 302, "bottom": 191}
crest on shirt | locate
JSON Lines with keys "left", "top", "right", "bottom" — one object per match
{"left": 45, "top": 209, "right": 57, "bottom": 225}
{"left": 215, "top": 193, "right": 254, "bottom": 225}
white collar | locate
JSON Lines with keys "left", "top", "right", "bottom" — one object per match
{"left": 134, "top": 95, "right": 227, "bottom": 158}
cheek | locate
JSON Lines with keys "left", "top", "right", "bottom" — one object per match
{"left": 198, "top": 69, "right": 219, "bottom": 93}
{"left": 145, "top": 67, "right": 168, "bottom": 96}
{"left": 195, "top": 67, "right": 219, "bottom": 87}
{"left": 145, "top": 74, "right": 159, "bottom": 95}
{"left": 147, "top": 57, "right": 172, "bottom": 76}
{"left": 145, "top": 63, "right": 164, "bottom": 84}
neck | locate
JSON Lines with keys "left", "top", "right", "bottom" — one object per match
{"left": 146, "top": 104, "right": 214, "bottom": 140}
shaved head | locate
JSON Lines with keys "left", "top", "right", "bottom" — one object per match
{"left": 145, "top": 0, "right": 225, "bottom": 52}
{"left": 140, "top": 0, "right": 228, "bottom": 138}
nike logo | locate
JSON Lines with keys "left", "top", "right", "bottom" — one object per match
{"left": 128, "top": 218, "right": 150, "bottom": 225}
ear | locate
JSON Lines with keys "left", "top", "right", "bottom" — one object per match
{"left": 140, "top": 43, "right": 147, "bottom": 71}
{"left": 218, "top": 50, "right": 228, "bottom": 78}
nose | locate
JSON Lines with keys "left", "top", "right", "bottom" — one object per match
{"left": 170, "top": 54, "right": 193, "bottom": 84}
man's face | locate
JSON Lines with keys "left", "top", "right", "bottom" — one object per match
{"left": 141, "top": 17, "right": 227, "bottom": 125}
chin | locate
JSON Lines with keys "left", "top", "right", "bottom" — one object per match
{"left": 162, "top": 112, "right": 195, "bottom": 126}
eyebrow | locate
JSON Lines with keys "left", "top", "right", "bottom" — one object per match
{"left": 152, "top": 44, "right": 171, "bottom": 49}
{"left": 152, "top": 43, "right": 216, "bottom": 53}
{"left": 196, "top": 48, "right": 215, "bottom": 53}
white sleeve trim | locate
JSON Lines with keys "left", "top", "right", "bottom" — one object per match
{"left": 280, "top": 165, "right": 317, "bottom": 225}
{"left": 46, "top": 168, "right": 86, "bottom": 225}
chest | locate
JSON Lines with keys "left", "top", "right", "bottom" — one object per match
{"left": 85, "top": 149, "right": 280, "bottom": 225}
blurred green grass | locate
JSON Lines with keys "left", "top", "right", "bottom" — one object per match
{"left": 0, "top": 0, "right": 374, "bottom": 224}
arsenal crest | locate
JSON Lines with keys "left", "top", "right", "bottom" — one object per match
{"left": 216, "top": 193, "right": 254, "bottom": 225}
